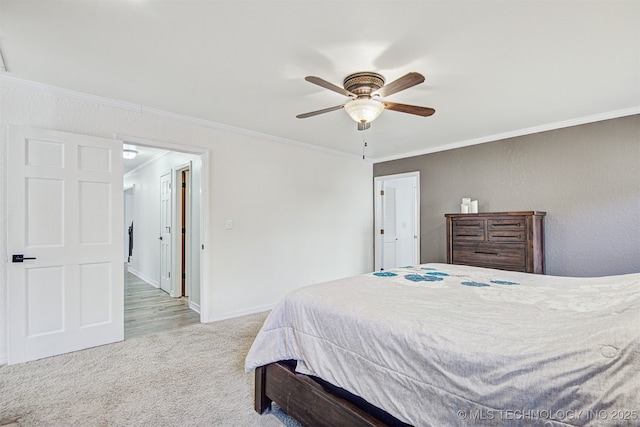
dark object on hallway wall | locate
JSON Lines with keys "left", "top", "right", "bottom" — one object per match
{"left": 128, "top": 222, "right": 134, "bottom": 262}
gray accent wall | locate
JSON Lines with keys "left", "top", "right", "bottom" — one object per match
{"left": 374, "top": 115, "right": 640, "bottom": 277}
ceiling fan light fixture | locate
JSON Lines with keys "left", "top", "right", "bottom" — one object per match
{"left": 344, "top": 98, "right": 385, "bottom": 124}
{"left": 123, "top": 149, "right": 138, "bottom": 159}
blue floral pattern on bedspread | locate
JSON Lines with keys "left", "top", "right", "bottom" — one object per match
{"left": 461, "top": 281, "right": 490, "bottom": 287}
{"left": 490, "top": 280, "right": 519, "bottom": 285}
{"left": 373, "top": 266, "right": 520, "bottom": 288}
{"left": 404, "top": 274, "right": 444, "bottom": 282}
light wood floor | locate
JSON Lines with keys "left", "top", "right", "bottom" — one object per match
{"left": 124, "top": 268, "right": 200, "bottom": 339}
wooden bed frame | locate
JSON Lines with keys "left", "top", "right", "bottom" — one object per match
{"left": 254, "top": 360, "right": 411, "bottom": 427}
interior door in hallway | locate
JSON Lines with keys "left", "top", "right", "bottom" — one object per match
{"left": 6, "top": 126, "right": 124, "bottom": 364}
{"left": 160, "top": 172, "right": 172, "bottom": 294}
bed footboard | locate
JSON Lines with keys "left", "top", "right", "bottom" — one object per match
{"left": 254, "top": 361, "right": 410, "bottom": 427}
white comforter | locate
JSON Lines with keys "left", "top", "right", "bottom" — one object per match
{"left": 245, "top": 264, "right": 640, "bottom": 426}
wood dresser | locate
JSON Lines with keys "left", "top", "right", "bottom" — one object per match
{"left": 445, "top": 211, "right": 546, "bottom": 274}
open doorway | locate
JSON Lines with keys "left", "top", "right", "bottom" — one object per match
{"left": 120, "top": 136, "right": 208, "bottom": 336}
{"left": 374, "top": 172, "right": 420, "bottom": 270}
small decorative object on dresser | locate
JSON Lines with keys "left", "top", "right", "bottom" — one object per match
{"left": 445, "top": 211, "right": 546, "bottom": 274}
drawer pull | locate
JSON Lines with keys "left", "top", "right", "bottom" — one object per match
{"left": 475, "top": 250, "right": 501, "bottom": 256}
{"left": 491, "top": 222, "right": 521, "bottom": 227}
{"left": 456, "top": 233, "right": 481, "bottom": 237}
{"left": 490, "top": 234, "right": 522, "bottom": 240}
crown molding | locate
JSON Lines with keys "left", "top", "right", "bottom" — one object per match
{"left": 3, "top": 74, "right": 634, "bottom": 165}
{"left": 373, "top": 106, "right": 640, "bottom": 163}
{"left": 0, "top": 74, "right": 367, "bottom": 162}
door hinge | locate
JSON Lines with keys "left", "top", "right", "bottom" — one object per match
{"left": 168, "top": 272, "right": 171, "bottom": 278}
{"left": 380, "top": 229, "right": 384, "bottom": 235}
{"left": 380, "top": 190, "right": 384, "bottom": 196}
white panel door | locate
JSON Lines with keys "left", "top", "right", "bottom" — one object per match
{"left": 7, "top": 126, "right": 123, "bottom": 365}
{"left": 160, "top": 172, "right": 172, "bottom": 294}
{"left": 382, "top": 187, "right": 397, "bottom": 270}
{"left": 395, "top": 184, "right": 417, "bottom": 267}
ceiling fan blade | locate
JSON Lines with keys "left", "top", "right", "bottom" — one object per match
{"left": 296, "top": 104, "right": 345, "bottom": 119}
{"left": 374, "top": 72, "right": 425, "bottom": 97}
{"left": 384, "top": 102, "right": 435, "bottom": 117}
{"left": 305, "top": 76, "right": 357, "bottom": 98}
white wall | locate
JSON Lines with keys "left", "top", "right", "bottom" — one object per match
{"left": 207, "top": 132, "right": 373, "bottom": 318}
{"left": 0, "top": 77, "right": 374, "bottom": 362}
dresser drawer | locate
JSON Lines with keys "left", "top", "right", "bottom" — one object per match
{"left": 487, "top": 217, "right": 526, "bottom": 242}
{"left": 451, "top": 219, "right": 485, "bottom": 241}
{"left": 451, "top": 244, "right": 526, "bottom": 269}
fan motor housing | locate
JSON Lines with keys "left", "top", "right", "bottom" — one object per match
{"left": 343, "top": 72, "right": 385, "bottom": 97}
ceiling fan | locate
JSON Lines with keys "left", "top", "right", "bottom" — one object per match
{"left": 296, "top": 71, "right": 435, "bottom": 130}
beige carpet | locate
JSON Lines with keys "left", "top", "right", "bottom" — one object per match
{"left": 0, "top": 311, "right": 296, "bottom": 426}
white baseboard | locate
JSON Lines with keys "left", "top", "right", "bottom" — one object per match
{"left": 127, "top": 266, "right": 159, "bottom": 288}
{"left": 189, "top": 300, "right": 201, "bottom": 314}
{"left": 204, "top": 303, "right": 276, "bottom": 323}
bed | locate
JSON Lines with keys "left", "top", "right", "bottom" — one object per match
{"left": 245, "top": 263, "right": 640, "bottom": 426}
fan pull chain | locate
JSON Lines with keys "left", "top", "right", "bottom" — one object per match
{"left": 362, "top": 129, "right": 368, "bottom": 160}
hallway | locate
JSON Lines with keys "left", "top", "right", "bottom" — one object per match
{"left": 124, "top": 269, "right": 200, "bottom": 339}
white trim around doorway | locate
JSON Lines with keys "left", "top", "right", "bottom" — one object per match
{"left": 374, "top": 171, "right": 420, "bottom": 271}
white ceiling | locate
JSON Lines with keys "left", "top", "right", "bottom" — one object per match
{"left": 122, "top": 144, "right": 168, "bottom": 175}
{"left": 1, "top": 0, "right": 638, "bottom": 161}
